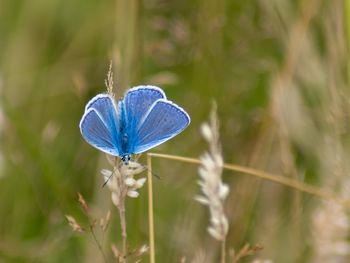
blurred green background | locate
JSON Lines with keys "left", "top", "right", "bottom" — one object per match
{"left": 1, "top": 0, "right": 350, "bottom": 262}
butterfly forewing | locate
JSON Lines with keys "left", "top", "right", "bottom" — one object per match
{"left": 133, "top": 99, "right": 190, "bottom": 154}
{"left": 85, "top": 94, "right": 119, "bottom": 136}
{"left": 80, "top": 108, "right": 120, "bottom": 156}
{"left": 123, "top": 86, "right": 166, "bottom": 121}
{"left": 122, "top": 86, "right": 166, "bottom": 154}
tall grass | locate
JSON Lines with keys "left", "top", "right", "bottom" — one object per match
{"left": 1, "top": 0, "right": 350, "bottom": 262}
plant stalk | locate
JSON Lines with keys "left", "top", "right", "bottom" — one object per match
{"left": 90, "top": 225, "right": 108, "bottom": 263}
{"left": 147, "top": 152, "right": 349, "bottom": 206}
{"left": 118, "top": 202, "right": 127, "bottom": 262}
{"left": 221, "top": 237, "right": 226, "bottom": 263}
{"left": 345, "top": 0, "right": 350, "bottom": 86}
{"left": 147, "top": 154, "right": 155, "bottom": 263}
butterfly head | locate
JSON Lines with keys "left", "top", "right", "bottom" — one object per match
{"left": 121, "top": 155, "right": 131, "bottom": 165}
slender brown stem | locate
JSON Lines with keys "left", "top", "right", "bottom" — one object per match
{"left": 115, "top": 164, "right": 128, "bottom": 263}
{"left": 221, "top": 237, "right": 226, "bottom": 263}
{"left": 346, "top": 0, "right": 350, "bottom": 85}
{"left": 147, "top": 154, "right": 156, "bottom": 263}
{"left": 90, "top": 225, "right": 108, "bottom": 263}
{"left": 147, "top": 152, "right": 350, "bottom": 206}
{"left": 118, "top": 202, "right": 127, "bottom": 263}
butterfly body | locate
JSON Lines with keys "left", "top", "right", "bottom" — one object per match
{"left": 80, "top": 86, "right": 190, "bottom": 162}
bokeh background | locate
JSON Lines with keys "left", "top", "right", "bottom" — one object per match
{"left": 1, "top": 0, "right": 350, "bottom": 262}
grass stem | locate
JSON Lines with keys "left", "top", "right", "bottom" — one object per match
{"left": 118, "top": 202, "right": 127, "bottom": 262}
{"left": 147, "top": 152, "right": 350, "bottom": 206}
{"left": 221, "top": 237, "right": 226, "bottom": 263}
{"left": 89, "top": 225, "right": 108, "bottom": 263}
{"left": 345, "top": 0, "right": 350, "bottom": 85}
{"left": 147, "top": 154, "right": 156, "bottom": 263}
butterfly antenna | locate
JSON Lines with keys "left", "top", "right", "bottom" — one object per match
{"left": 142, "top": 164, "right": 161, "bottom": 180}
{"left": 102, "top": 173, "right": 113, "bottom": 188}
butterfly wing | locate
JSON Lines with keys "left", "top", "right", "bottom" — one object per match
{"left": 120, "top": 86, "right": 166, "bottom": 154}
{"left": 132, "top": 99, "right": 190, "bottom": 154}
{"left": 79, "top": 94, "right": 120, "bottom": 156}
{"left": 123, "top": 85, "right": 166, "bottom": 121}
{"left": 85, "top": 94, "right": 119, "bottom": 134}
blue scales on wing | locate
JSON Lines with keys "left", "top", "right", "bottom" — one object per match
{"left": 85, "top": 94, "right": 119, "bottom": 137}
{"left": 120, "top": 86, "right": 166, "bottom": 154}
{"left": 132, "top": 99, "right": 191, "bottom": 154}
{"left": 80, "top": 95, "right": 120, "bottom": 156}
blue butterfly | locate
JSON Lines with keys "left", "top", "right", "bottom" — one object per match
{"left": 79, "top": 85, "right": 190, "bottom": 163}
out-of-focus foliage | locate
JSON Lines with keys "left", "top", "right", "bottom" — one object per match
{"left": 1, "top": 0, "right": 350, "bottom": 262}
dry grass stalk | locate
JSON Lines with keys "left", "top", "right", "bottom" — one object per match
{"left": 231, "top": 244, "right": 263, "bottom": 263}
{"left": 77, "top": 192, "right": 90, "bottom": 215}
{"left": 250, "top": 260, "right": 273, "bottom": 263}
{"left": 102, "top": 159, "right": 146, "bottom": 262}
{"left": 112, "top": 243, "right": 148, "bottom": 263}
{"left": 196, "top": 104, "right": 229, "bottom": 263}
{"left": 180, "top": 250, "right": 213, "bottom": 263}
{"left": 100, "top": 210, "right": 111, "bottom": 233}
{"left": 66, "top": 193, "right": 110, "bottom": 263}
{"left": 147, "top": 154, "right": 156, "bottom": 263}
{"left": 149, "top": 152, "right": 349, "bottom": 206}
{"left": 112, "top": 243, "right": 124, "bottom": 262}
{"left": 310, "top": 2, "right": 350, "bottom": 262}
{"left": 105, "top": 60, "right": 115, "bottom": 96}
{"left": 65, "top": 215, "right": 84, "bottom": 233}
{"left": 311, "top": 201, "right": 350, "bottom": 262}
{"left": 191, "top": 250, "right": 207, "bottom": 263}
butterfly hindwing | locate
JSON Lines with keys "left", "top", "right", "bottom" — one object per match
{"left": 133, "top": 99, "right": 190, "bottom": 154}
